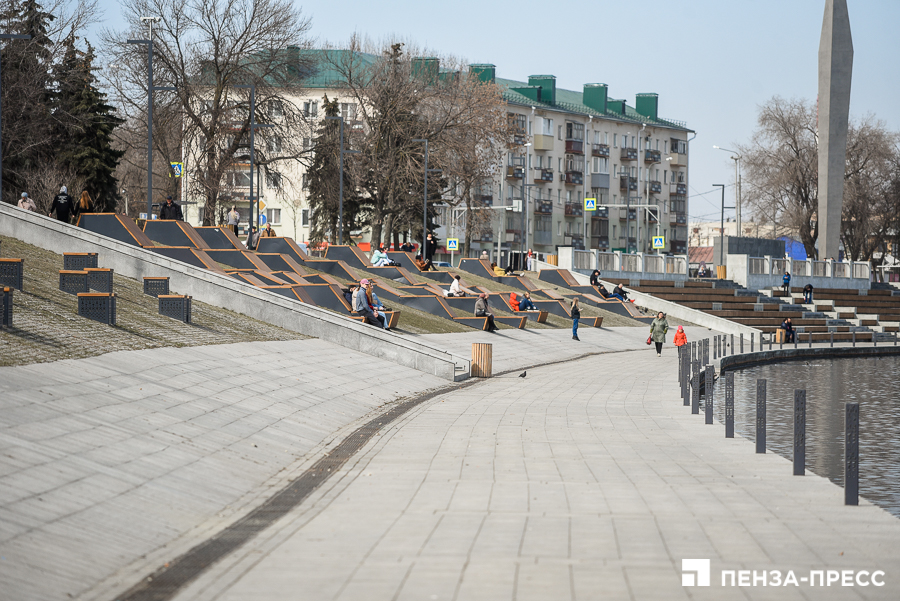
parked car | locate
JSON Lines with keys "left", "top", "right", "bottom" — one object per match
{"left": 434, "top": 261, "right": 451, "bottom": 268}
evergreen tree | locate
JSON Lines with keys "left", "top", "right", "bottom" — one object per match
{"left": 53, "top": 34, "right": 124, "bottom": 210}
{"left": 307, "top": 96, "right": 367, "bottom": 243}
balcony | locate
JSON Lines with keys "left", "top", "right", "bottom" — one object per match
{"left": 534, "top": 229, "right": 553, "bottom": 246}
{"left": 619, "top": 176, "right": 638, "bottom": 191}
{"left": 565, "top": 139, "right": 584, "bottom": 154}
{"left": 668, "top": 212, "right": 686, "bottom": 225}
{"left": 505, "top": 230, "right": 522, "bottom": 244}
{"left": 672, "top": 240, "right": 687, "bottom": 254}
{"left": 564, "top": 202, "right": 583, "bottom": 217}
{"left": 620, "top": 147, "right": 638, "bottom": 161}
{"left": 532, "top": 134, "right": 554, "bottom": 151}
{"left": 511, "top": 133, "right": 526, "bottom": 147}
{"left": 564, "top": 171, "right": 583, "bottom": 185}
{"left": 534, "top": 200, "right": 553, "bottom": 214}
{"left": 649, "top": 180, "right": 662, "bottom": 194}
{"left": 534, "top": 168, "right": 554, "bottom": 183}
{"left": 670, "top": 182, "right": 687, "bottom": 196}
{"left": 475, "top": 232, "right": 493, "bottom": 243}
{"left": 645, "top": 150, "right": 662, "bottom": 163}
{"left": 592, "top": 207, "right": 609, "bottom": 219}
{"left": 667, "top": 152, "right": 687, "bottom": 166}
{"left": 564, "top": 234, "right": 585, "bottom": 250}
{"left": 591, "top": 235, "right": 610, "bottom": 250}
{"left": 590, "top": 173, "right": 610, "bottom": 189}
{"left": 591, "top": 143, "right": 609, "bottom": 157}
{"left": 479, "top": 194, "right": 493, "bottom": 206}
{"left": 648, "top": 212, "right": 658, "bottom": 224}
{"left": 506, "top": 165, "right": 524, "bottom": 179}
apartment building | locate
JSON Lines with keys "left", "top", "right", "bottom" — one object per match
{"left": 181, "top": 52, "right": 693, "bottom": 257}
{"left": 470, "top": 67, "right": 692, "bottom": 258}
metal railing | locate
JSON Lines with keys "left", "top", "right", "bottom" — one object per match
{"left": 644, "top": 255, "right": 664, "bottom": 274}
{"left": 793, "top": 262, "right": 809, "bottom": 277}
{"left": 573, "top": 250, "right": 593, "bottom": 270}
{"left": 771, "top": 259, "right": 786, "bottom": 275}
{"left": 597, "top": 252, "right": 616, "bottom": 271}
{"left": 812, "top": 261, "right": 827, "bottom": 277}
{"left": 833, "top": 262, "right": 850, "bottom": 278}
{"left": 622, "top": 254, "right": 641, "bottom": 273}
{"left": 853, "top": 263, "right": 869, "bottom": 279}
{"left": 666, "top": 256, "right": 687, "bottom": 274}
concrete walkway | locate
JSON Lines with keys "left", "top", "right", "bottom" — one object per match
{"left": 171, "top": 339, "right": 900, "bottom": 600}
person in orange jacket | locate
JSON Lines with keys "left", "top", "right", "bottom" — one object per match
{"left": 673, "top": 325, "right": 687, "bottom": 347}
{"left": 509, "top": 292, "right": 520, "bottom": 311}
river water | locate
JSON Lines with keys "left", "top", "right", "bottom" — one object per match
{"left": 717, "top": 356, "right": 900, "bottom": 518}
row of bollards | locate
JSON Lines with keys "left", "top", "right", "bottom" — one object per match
{"left": 677, "top": 337, "right": 860, "bottom": 505}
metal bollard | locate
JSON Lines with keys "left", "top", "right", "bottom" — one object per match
{"left": 852, "top": 331, "right": 856, "bottom": 347}
{"left": 683, "top": 352, "right": 690, "bottom": 407}
{"left": 740, "top": 333, "right": 744, "bottom": 354}
{"left": 713, "top": 336, "right": 718, "bottom": 360}
{"left": 845, "top": 402, "right": 859, "bottom": 506}
{"left": 751, "top": 332, "right": 755, "bottom": 353}
{"left": 691, "top": 360, "right": 700, "bottom": 415}
{"left": 809, "top": 332, "right": 812, "bottom": 348}
{"left": 756, "top": 379, "right": 766, "bottom": 454}
{"left": 874, "top": 333, "right": 877, "bottom": 347}
{"left": 830, "top": 331, "right": 834, "bottom": 348}
{"left": 793, "top": 390, "right": 806, "bottom": 476}
{"left": 705, "top": 366, "right": 714, "bottom": 425}
{"left": 731, "top": 333, "right": 734, "bottom": 356}
{"left": 794, "top": 333, "right": 798, "bottom": 349}
{"left": 703, "top": 339, "right": 709, "bottom": 365}
{"left": 769, "top": 333, "right": 773, "bottom": 351}
{"left": 725, "top": 372, "right": 734, "bottom": 438}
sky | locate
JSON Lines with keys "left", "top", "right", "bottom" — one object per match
{"left": 90, "top": 0, "right": 900, "bottom": 224}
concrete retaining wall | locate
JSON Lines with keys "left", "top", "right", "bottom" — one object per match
{"left": 719, "top": 345, "right": 900, "bottom": 371}
{"left": 0, "top": 204, "right": 467, "bottom": 380}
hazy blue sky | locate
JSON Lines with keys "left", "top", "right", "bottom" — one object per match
{"left": 91, "top": 0, "right": 899, "bottom": 223}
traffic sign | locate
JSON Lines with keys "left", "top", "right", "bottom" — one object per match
{"left": 446, "top": 238, "right": 459, "bottom": 251}
{"left": 652, "top": 236, "right": 666, "bottom": 249}
{"left": 170, "top": 162, "right": 183, "bottom": 177}
{"left": 139, "top": 212, "right": 147, "bottom": 220}
{"left": 584, "top": 197, "right": 596, "bottom": 211}
{"left": 258, "top": 214, "right": 267, "bottom": 225}
{"left": 257, "top": 200, "right": 267, "bottom": 212}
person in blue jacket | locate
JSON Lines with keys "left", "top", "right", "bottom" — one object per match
{"left": 782, "top": 271, "right": 791, "bottom": 295}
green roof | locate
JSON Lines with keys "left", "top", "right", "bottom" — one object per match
{"left": 496, "top": 77, "right": 691, "bottom": 132}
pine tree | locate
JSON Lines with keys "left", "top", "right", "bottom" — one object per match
{"left": 53, "top": 35, "right": 124, "bottom": 210}
{"left": 306, "top": 96, "right": 367, "bottom": 243}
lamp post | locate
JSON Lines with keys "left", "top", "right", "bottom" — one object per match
{"left": 324, "top": 115, "right": 360, "bottom": 245}
{"left": 232, "top": 84, "right": 273, "bottom": 242}
{"left": 0, "top": 33, "right": 30, "bottom": 204}
{"left": 714, "top": 146, "right": 742, "bottom": 235}
{"left": 713, "top": 183, "right": 735, "bottom": 273}
{"left": 129, "top": 19, "right": 176, "bottom": 219}
{"left": 412, "top": 138, "right": 442, "bottom": 259}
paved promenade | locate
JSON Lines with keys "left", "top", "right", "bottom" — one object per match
{"left": 172, "top": 338, "right": 900, "bottom": 601}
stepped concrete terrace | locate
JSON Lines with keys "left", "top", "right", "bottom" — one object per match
{"left": 608, "top": 278, "right": 881, "bottom": 343}
{"left": 771, "top": 286, "right": 900, "bottom": 339}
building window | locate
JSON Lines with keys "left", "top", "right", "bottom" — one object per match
{"left": 303, "top": 137, "right": 312, "bottom": 150}
{"left": 612, "top": 225, "right": 617, "bottom": 239}
{"left": 613, "top": 133, "right": 617, "bottom": 147}
{"left": 301, "top": 174, "right": 309, "bottom": 189}
{"left": 565, "top": 121, "right": 584, "bottom": 141}
{"left": 266, "top": 136, "right": 282, "bottom": 153}
{"left": 340, "top": 102, "right": 358, "bottom": 121}
{"left": 268, "top": 100, "right": 283, "bottom": 119}
{"left": 266, "top": 171, "right": 282, "bottom": 189}
{"left": 303, "top": 101, "right": 318, "bottom": 117}
{"left": 300, "top": 208, "right": 309, "bottom": 227}
{"left": 557, "top": 221, "right": 562, "bottom": 236}
{"left": 266, "top": 208, "right": 281, "bottom": 224}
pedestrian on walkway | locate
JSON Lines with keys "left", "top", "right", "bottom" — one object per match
{"left": 226, "top": 206, "right": 240, "bottom": 235}
{"left": 650, "top": 311, "right": 669, "bottom": 356}
{"left": 49, "top": 186, "right": 74, "bottom": 223}
{"left": 782, "top": 271, "right": 791, "bottom": 295}
{"left": 474, "top": 293, "right": 499, "bottom": 332}
{"left": 159, "top": 195, "right": 184, "bottom": 221}
{"left": 246, "top": 226, "right": 260, "bottom": 250}
{"left": 571, "top": 298, "right": 581, "bottom": 341}
{"left": 526, "top": 248, "right": 534, "bottom": 271}
{"left": 425, "top": 233, "right": 437, "bottom": 263}
{"left": 673, "top": 325, "right": 687, "bottom": 348}
{"left": 73, "top": 190, "right": 93, "bottom": 221}
{"left": 17, "top": 192, "right": 36, "bottom": 211}
{"left": 803, "top": 283, "right": 814, "bottom": 304}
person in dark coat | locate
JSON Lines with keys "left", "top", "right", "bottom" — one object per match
{"left": 781, "top": 317, "right": 795, "bottom": 343}
{"left": 49, "top": 186, "right": 74, "bottom": 223}
{"left": 597, "top": 284, "right": 611, "bottom": 299}
{"left": 589, "top": 270, "right": 601, "bottom": 286}
{"left": 571, "top": 298, "right": 581, "bottom": 341}
{"left": 474, "top": 293, "right": 499, "bottom": 332}
{"left": 425, "top": 233, "right": 437, "bottom": 262}
{"left": 159, "top": 195, "right": 184, "bottom": 220}
{"left": 803, "top": 283, "right": 814, "bottom": 304}
{"left": 73, "top": 190, "right": 93, "bottom": 221}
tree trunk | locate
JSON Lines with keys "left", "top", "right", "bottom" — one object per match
{"left": 369, "top": 202, "right": 384, "bottom": 253}
{"left": 383, "top": 212, "right": 394, "bottom": 250}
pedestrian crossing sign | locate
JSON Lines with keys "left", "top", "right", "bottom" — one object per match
{"left": 652, "top": 236, "right": 666, "bottom": 249}
{"left": 584, "top": 197, "right": 596, "bottom": 211}
{"left": 447, "top": 238, "right": 459, "bottom": 251}
{"left": 170, "top": 162, "right": 183, "bottom": 177}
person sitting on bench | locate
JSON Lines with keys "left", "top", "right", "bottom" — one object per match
{"left": 474, "top": 293, "right": 499, "bottom": 332}
{"left": 354, "top": 279, "right": 389, "bottom": 331}
{"left": 509, "top": 292, "right": 520, "bottom": 311}
{"left": 371, "top": 245, "right": 396, "bottom": 267}
{"left": 491, "top": 262, "right": 506, "bottom": 277}
{"left": 781, "top": 317, "right": 795, "bottom": 343}
{"left": 447, "top": 275, "right": 465, "bottom": 297}
{"left": 519, "top": 292, "right": 537, "bottom": 311}
{"left": 612, "top": 283, "right": 629, "bottom": 302}
{"left": 597, "top": 284, "right": 611, "bottom": 299}
{"left": 589, "top": 270, "right": 601, "bottom": 286}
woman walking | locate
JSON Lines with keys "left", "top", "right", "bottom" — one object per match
{"left": 571, "top": 298, "right": 581, "bottom": 341}
{"left": 227, "top": 206, "right": 241, "bottom": 236}
{"left": 73, "top": 189, "right": 93, "bottom": 221}
{"left": 650, "top": 311, "right": 669, "bottom": 356}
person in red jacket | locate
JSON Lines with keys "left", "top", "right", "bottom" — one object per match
{"left": 673, "top": 325, "right": 687, "bottom": 347}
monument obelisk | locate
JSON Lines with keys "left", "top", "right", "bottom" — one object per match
{"left": 817, "top": 0, "right": 853, "bottom": 260}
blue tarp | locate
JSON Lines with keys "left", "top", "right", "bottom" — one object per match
{"left": 778, "top": 237, "right": 807, "bottom": 260}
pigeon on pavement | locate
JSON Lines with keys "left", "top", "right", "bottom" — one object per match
{"left": 519, "top": 371, "right": 526, "bottom": 378}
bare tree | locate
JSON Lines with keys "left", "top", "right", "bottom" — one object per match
{"left": 102, "top": 0, "right": 313, "bottom": 225}
{"left": 322, "top": 38, "right": 511, "bottom": 248}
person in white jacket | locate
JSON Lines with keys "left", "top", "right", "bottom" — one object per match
{"left": 447, "top": 275, "right": 465, "bottom": 297}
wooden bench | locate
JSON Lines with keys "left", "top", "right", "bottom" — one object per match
{"left": 63, "top": 252, "right": 98, "bottom": 270}
{"left": 59, "top": 270, "right": 89, "bottom": 295}
{"left": 143, "top": 277, "right": 170, "bottom": 297}
{"left": 77, "top": 293, "right": 116, "bottom": 325}
{"left": 159, "top": 295, "right": 192, "bottom": 323}
{"left": 0, "top": 258, "right": 24, "bottom": 291}
{"left": 2, "top": 287, "right": 12, "bottom": 327}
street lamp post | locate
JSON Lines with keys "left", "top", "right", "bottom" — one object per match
{"left": 324, "top": 115, "right": 360, "bottom": 245}
{"left": 0, "top": 33, "right": 30, "bottom": 204}
{"left": 412, "top": 139, "right": 442, "bottom": 259}
{"left": 128, "top": 21, "right": 176, "bottom": 219}
{"left": 232, "top": 84, "right": 272, "bottom": 242}
{"left": 714, "top": 146, "right": 742, "bottom": 235}
{"left": 713, "top": 183, "right": 735, "bottom": 273}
